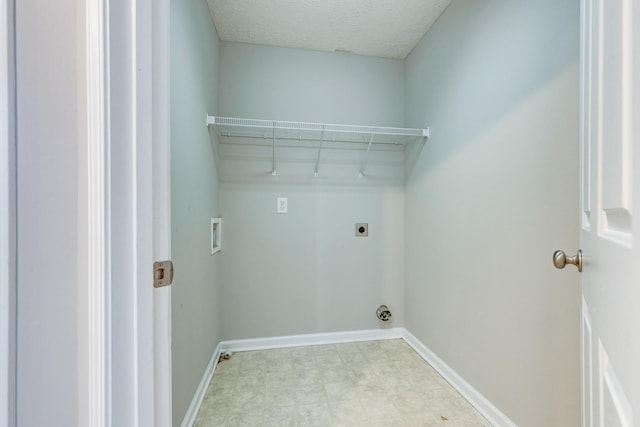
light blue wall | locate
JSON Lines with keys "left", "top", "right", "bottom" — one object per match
{"left": 404, "top": 1, "right": 580, "bottom": 425}
{"left": 220, "top": 184, "right": 404, "bottom": 339}
{"left": 172, "top": 3, "right": 582, "bottom": 424}
{"left": 219, "top": 42, "right": 405, "bottom": 126}
{"left": 218, "top": 43, "right": 406, "bottom": 340}
{"left": 170, "top": 0, "right": 221, "bottom": 424}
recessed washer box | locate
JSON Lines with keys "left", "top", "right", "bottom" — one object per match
{"left": 355, "top": 223, "right": 368, "bottom": 237}
{"left": 211, "top": 217, "right": 222, "bottom": 254}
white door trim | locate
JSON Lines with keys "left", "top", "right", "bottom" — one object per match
{"left": 101, "top": 0, "right": 155, "bottom": 423}
{"left": 132, "top": 0, "right": 156, "bottom": 424}
{"left": 78, "top": 0, "right": 110, "bottom": 425}
{"left": 0, "top": 0, "right": 15, "bottom": 426}
{"left": 151, "top": 0, "right": 172, "bottom": 424}
{"left": 9, "top": 0, "right": 167, "bottom": 424}
{"left": 130, "top": 0, "right": 172, "bottom": 424}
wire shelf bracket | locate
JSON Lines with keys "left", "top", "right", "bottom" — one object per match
{"left": 313, "top": 126, "right": 327, "bottom": 177}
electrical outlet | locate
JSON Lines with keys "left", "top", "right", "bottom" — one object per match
{"left": 277, "top": 197, "right": 288, "bottom": 214}
{"left": 355, "top": 223, "right": 368, "bottom": 237}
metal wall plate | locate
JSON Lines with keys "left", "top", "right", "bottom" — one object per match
{"left": 153, "top": 260, "right": 174, "bottom": 288}
{"left": 355, "top": 223, "right": 368, "bottom": 237}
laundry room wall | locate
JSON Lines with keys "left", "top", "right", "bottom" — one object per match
{"left": 218, "top": 43, "right": 406, "bottom": 340}
{"left": 404, "top": 1, "right": 580, "bottom": 425}
{"left": 171, "top": 0, "right": 222, "bottom": 424}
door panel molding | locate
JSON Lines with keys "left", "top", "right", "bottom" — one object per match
{"left": 599, "top": 343, "right": 632, "bottom": 427}
{"left": 582, "top": 298, "right": 593, "bottom": 427}
{"left": 581, "top": 0, "right": 594, "bottom": 232}
{"left": 597, "top": 0, "right": 633, "bottom": 245}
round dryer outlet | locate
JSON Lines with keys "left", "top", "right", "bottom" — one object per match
{"left": 355, "top": 223, "right": 368, "bottom": 237}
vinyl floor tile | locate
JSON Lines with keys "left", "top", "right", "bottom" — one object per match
{"left": 194, "top": 339, "right": 491, "bottom": 426}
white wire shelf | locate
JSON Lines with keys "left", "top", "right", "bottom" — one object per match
{"left": 206, "top": 115, "right": 430, "bottom": 176}
{"left": 207, "top": 116, "right": 429, "bottom": 144}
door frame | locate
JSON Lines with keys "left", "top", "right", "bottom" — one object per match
{"left": 0, "top": 0, "right": 15, "bottom": 425}
{"left": 150, "top": 0, "right": 172, "bottom": 424}
{"left": 9, "top": 0, "right": 169, "bottom": 424}
{"left": 79, "top": 0, "right": 109, "bottom": 424}
{"left": 110, "top": 0, "right": 172, "bottom": 424}
{"left": 130, "top": 0, "right": 173, "bottom": 424}
{"left": 82, "top": 0, "right": 172, "bottom": 424}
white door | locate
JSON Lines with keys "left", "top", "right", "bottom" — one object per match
{"left": 578, "top": 0, "right": 639, "bottom": 426}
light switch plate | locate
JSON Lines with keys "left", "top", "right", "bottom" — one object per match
{"left": 277, "top": 197, "right": 288, "bottom": 214}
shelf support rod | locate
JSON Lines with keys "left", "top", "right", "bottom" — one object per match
{"left": 271, "top": 121, "right": 277, "bottom": 176}
{"left": 359, "top": 134, "right": 375, "bottom": 177}
{"left": 314, "top": 126, "right": 326, "bottom": 177}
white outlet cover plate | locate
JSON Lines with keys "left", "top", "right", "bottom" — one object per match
{"left": 277, "top": 197, "right": 288, "bottom": 214}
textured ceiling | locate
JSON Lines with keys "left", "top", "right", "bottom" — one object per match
{"left": 207, "top": 0, "right": 453, "bottom": 59}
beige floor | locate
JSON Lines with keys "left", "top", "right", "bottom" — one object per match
{"left": 194, "top": 339, "right": 491, "bottom": 426}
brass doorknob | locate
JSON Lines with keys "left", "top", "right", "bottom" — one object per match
{"left": 553, "top": 249, "right": 582, "bottom": 272}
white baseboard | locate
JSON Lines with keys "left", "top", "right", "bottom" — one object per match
{"left": 181, "top": 328, "right": 515, "bottom": 427}
{"left": 402, "top": 329, "right": 517, "bottom": 427}
{"left": 180, "top": 342, "right": 223, "bottom": 427}
{"left": 219, "top": 328, "right": 404, "bottom": 353}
